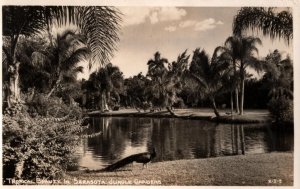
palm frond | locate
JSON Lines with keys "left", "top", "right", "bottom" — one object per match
{"left": 3, "top": 6, "right": 122, "bottom": 68}
{"left": 233, "top": 7, "right": 293, "bottom": 44}
{"left": 62, "top": 47, "right": 90, "bottom": 70}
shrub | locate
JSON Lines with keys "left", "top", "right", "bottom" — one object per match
{"left": 268, "top": 97, "right": 293, "bottom": 125}
{"left": 2, "top": 103, "right": 84, "bottom": 184}
{"left": 24, "top": 93, "right": 82, "bottom": 119}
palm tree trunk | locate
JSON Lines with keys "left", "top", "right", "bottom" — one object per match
{"left": 211, "top": 98, "right": 220, "bottom": 117}
{"left": 6, "top": 35, "right": 21, "bottom": 107}
{"left": 239, "top": 69, "right": 245, "bottom": 115}
{"left": 47, "top": 79, "right": 60, "bottom": 98}
{"left": 166, "top": 106, "right": 178, "bottom": 117}
{"left": 106, "top": 91, "right": 110, "bottom": 110}
{"left": 230, "top": 90, "right": 234, "bottom": 115}
{"left": 47, "top": 72, "right": 64, "bottom": 98}
{"left": 235, "top": 88, "right": 240, "bottom": 113}
{"left": 233, "top": 61, "right": 240, "bottom": 114}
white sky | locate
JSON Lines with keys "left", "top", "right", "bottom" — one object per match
{"left": 75, "top": 7, "right": 293, "bottom": 79}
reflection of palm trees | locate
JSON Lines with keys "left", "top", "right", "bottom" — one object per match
{"left": 214, "top": 124, "right": 245, "bottom": 155}
{"left": 86, "top": 117, "right": 127, "bottom": 165}
{"left": 231, "top": 125, "right": 245, "bottom": 155}
{"left": 79, "top": 117, "right": 294, "bottom": 170}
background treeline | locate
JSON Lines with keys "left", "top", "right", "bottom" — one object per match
{"left": 81, "top": 47, "right": 293, "bottom": 121}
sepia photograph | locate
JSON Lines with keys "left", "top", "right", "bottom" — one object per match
{"left": 1, "top": 0, "right": 298, "bottom": 187}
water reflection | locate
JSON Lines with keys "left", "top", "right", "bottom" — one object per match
{"left": 77, "top": 117, "right": 293, "bottom": 169}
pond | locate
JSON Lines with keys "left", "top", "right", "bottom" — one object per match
{"left": 76, "top": 117, "right": 293, "bottom": 170}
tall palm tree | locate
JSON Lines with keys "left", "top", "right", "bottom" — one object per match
{"left": 146, "top": 51, "right": 189, "bottom": 112}
{"left": 238, "top": 37, "right": 263, "bottom": 115}
{"left": 212, "top": 46, "right": 236, "bottom": 115}
{"left": 224, "top": 36, "right": 242, "bottom": 113}
{"left": 146, "top": 52, "right": 169, "bottom": 109}
{"left": 147, "top": 52, "right": 168, "bottom": 78}
{"left": 217, "top": 36, "right": 241, "bottom": 113}
{"left": 189, "top": 48, "right": 231, "bottom": 117}
{"left": 102, "top": 63, "right": 124, "bottom": 109}
{"left": 2, "top": 6, "right": 121, "bottom": 106}
{"left": 233, "top": 7, "right": 293, "bottom": 44}
{"left": 167, "top": 50, "right": 189, "bottom": 111}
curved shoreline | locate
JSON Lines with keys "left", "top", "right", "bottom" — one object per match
{"left": 87, "top": 108, "right": 272, "bottom": 124}
{"left": 66, "top": 152, "right": 293, "bottom": 186}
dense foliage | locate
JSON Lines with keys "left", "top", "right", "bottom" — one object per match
{"left": 268, "top": 97, "right": 293, "bottom": 125}
{"left": 2, "top": 102, "right": 83, "bottom": 182}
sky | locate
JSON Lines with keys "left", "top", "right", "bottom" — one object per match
{"left": 78, "top": 7, "right": 293, "bottom": 79}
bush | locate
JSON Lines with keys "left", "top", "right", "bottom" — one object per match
{"left": 2, "top": 103, "right": 84, "bottom": 184}
{"left": 268, "top": 97, "right": 293, "bottom": 125}
{"left": 24, "top": 93, "right": 82, "bottom": 119}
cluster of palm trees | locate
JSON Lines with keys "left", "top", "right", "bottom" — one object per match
{"left": 140, "top": 35, "right": 263, "bottom": 117}
{"left": 2, "top": 6, "right": 121, "bottom": 108}
{"left": 2, "top": 6, "right": 293, "bottom": 119}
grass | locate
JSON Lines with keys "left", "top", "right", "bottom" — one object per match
{"left": 88, "top": 108, "right": 272, "bottom": 124}
{"left": 64, "top": 152, "right": 293, "bottom": 186}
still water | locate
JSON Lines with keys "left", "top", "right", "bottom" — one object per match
{"left": 76, "top": 117, "right": 293, "bottom": 169}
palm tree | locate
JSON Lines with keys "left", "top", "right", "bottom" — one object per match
{"left": 189, "top": 48, "right": 231, "bottom": 117}
{"left": 167, "top": 50, "right": 189, "bottom": 111}
{"left": 2, "top": 6, "right": 121, "bottom": 106}
{"left": 224, "top": 36, "right": 242, "bottom": 113}
{"left": 224, "top": 36, "right": 263, "bottom": 115}
{"left": 88, "top": 63, "right": 124, "bottom": 111}
{"left": 45, "top": 30, "right": 89, "bottom": 98}
{"left": 233, "top": 7, "right": 293, "bottom": 44}
{"left": 238, "top": 37, "right": 263, "bottom": 115}
{"left": 146, "top": 51, "right": 189, "bottom": 112}
{"left": 102, "top": 63, "right": 124, "bottom": 109}
{"left": 146, "top": 52, "right": 169, "bottom": 109}
{"left": 147, "top": 52, "right": 168, "bottom": 78}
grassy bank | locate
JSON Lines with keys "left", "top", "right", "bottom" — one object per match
{"left": 88, "top": 108, "right": 272, "bottom": 124}
{"left": 65, "top": 152, "right": 293, "bottom": 186}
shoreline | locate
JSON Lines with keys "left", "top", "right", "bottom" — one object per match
{"left": 87, "top": 108, "right": 272, "bottom": 124}
{"left": 65, "top": 152, "right": 293, "bottom": 186}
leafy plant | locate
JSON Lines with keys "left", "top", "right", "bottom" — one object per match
{"left": 2, "top": 101, "right": 88, "bottom": 183}
{"left": 268, "top": 97, "right": 293, "bottom": 125}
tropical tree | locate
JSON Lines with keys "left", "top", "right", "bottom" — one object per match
{"left": 166, "top": 50, "right": 189, "bottom": 110}
{"left": 262, "top": 49, "right": 293, "bottom": 100}
{"left": 7, "top": 35, "right": 50, "bottom": 94}
{"left": 224, "top": 36, "right": 263, "bottom": 115}
{"left": 147, "top": 52, "right": 168, "bottom": 78}
{"left": 238, "top": 37, "right": 263, "bottom": 115}
{"left": 262, "top": 50, "right": 293, "bottom": 123}
{"left": 233, "top": 7, "right": 293, "bottom": 44}
{"left": 2, "top": 6, "right": 121, "bottom": 107}
{"left": 146, "top": 52, "right": 169, "bottom": 109}
{"left": 123, "top": 73, "right": 150, "bottom": 110}
{"left": 88, "top": 63, "right": 124, "bottom": 111}
{"left": 44, "top": 30, "right": 89, "bottom": 98}
{"left": 188, "top": 48, "right": 231, "bottom": 117}
{"left": 224, "top": 36, "right": 242, "bottom": 113}
{"left": 146, "top": 51, "right": 189, "bottom": 112}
